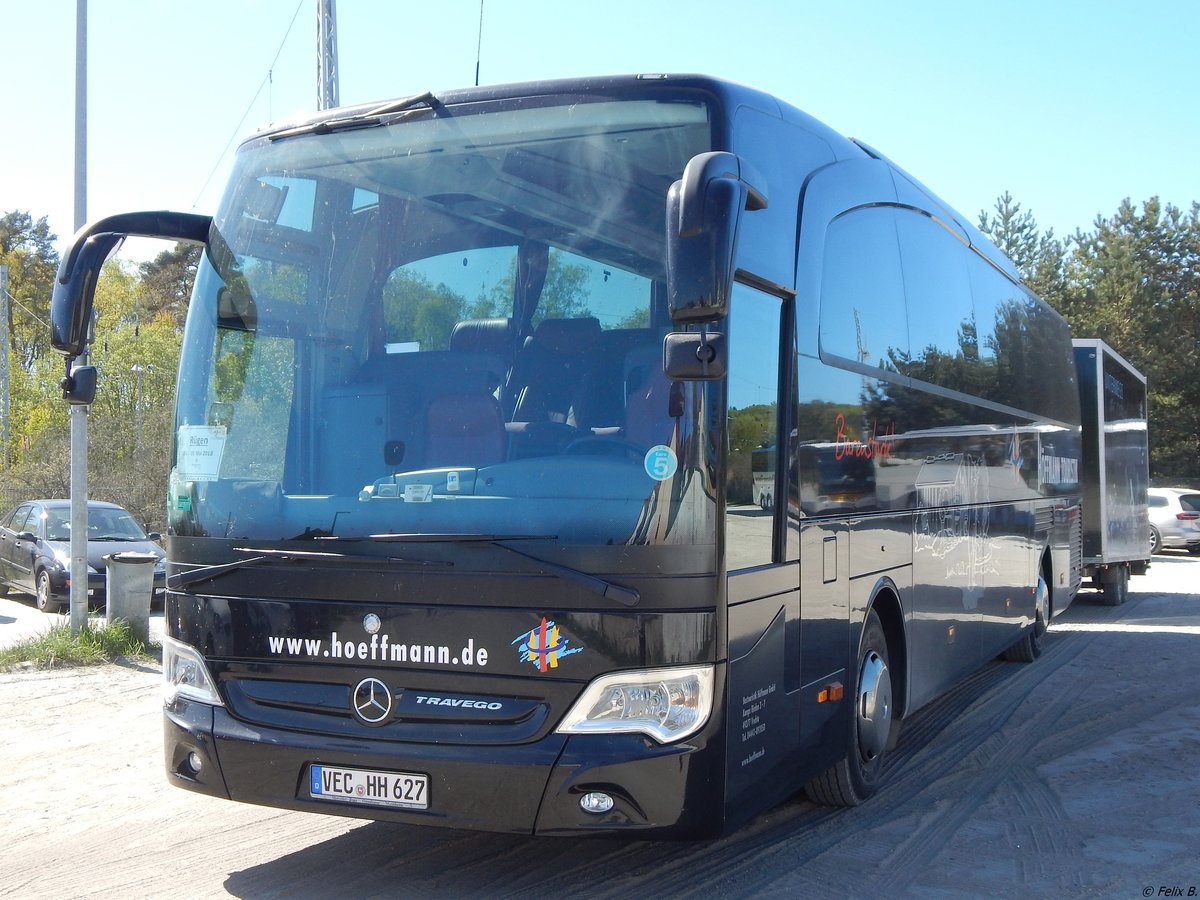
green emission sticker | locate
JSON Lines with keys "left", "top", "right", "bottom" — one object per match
{"left": 176, "top": 495, "right": 192, "bottom": 512}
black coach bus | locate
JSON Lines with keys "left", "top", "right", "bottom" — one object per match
{"left": 51, "top": 75, "right": 1082, "bottom": 838}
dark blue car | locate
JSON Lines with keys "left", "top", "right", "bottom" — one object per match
{"left": 0, "top": 499, "right": 166, "bottom": 613}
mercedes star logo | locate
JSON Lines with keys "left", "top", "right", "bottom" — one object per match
{"left": 352, "top": 677, "right": 393, "bottom": 725}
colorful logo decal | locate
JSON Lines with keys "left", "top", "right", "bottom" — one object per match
{"left": 512, "top": 617, "right": 584, "bottom": 673}
{"left": 644, "top": 445, "right": 678, "bottom": 481}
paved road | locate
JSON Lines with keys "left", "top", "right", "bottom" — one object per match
{"left": 2, "top": 555, "right": 1199, "bottom": 898}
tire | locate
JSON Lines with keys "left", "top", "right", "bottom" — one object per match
{"left": 1100, "top": 566, "right": 1128, "bottom": 606}
{"left": 35, "top": 570, "right": 65, "bottom": 614}
{"left": 805, "top": 609, "right": 894, "bottom": 806}
{"left": 1149, "top": 526, "right": 1161, "bottom": 555}
{"left": 1004, "top": 571, "right": 1049, "bottom": 662}
{"left": 1189, "top": 546, "right": 1200, "bottom": 557}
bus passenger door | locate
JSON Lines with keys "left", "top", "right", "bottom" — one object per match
{"left": 723, "top": 282, "right": 802, "bottom": 807}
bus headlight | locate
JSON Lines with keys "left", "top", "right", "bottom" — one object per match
{"left": 556, "top": 665, "right": 713, "bottom": 744}
{"left": 162, "top": 637, "right": 223, "bottom": 707}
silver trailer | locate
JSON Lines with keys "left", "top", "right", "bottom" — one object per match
{"left": 1073, "top": 338, "right": 1150, "bottom": 604}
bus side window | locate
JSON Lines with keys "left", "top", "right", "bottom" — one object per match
{"left": 725, "top": 284, "right": 783, "bottom": 570}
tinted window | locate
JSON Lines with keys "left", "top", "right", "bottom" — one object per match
{"left": 726, "top": 284, "right": 783, "bottom": 569}
{"left": 13, "top": 506, "right": 37, "bottom": 534}
{"left": 44, "top": 509, "right": 70, "bottom": 540}
{"left": 969, "top": 254, "right": 1077, "bottom": 420}
{"left": 819, "top": 203, "right": 1077, "bottom": 424}
{"left": 820, "top": 207, "right": 907, "bottom": 371}
{"left": 896, "top": 209, "right": 976, "bottom": 380}
{"left": 2, "top": 504, "right": 30, "bottom": 530}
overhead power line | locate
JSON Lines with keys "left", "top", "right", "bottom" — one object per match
{"left": 1, "top": 284, "right": 52, "bottom": 330}
{"left": 191, "top": 0, "right": 307, "bottom": 211}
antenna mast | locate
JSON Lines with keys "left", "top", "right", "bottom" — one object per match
{"left": 475, "top": 1, "right": 484, "bottom": 86}
{"left": 317, "top": 0, "right": 339, "bottom": 110}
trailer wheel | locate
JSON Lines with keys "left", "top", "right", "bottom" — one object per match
{"left": 804, "top": 609, "right": 893, "bottom": 806}
{"left": 1100, "top": 566, "right": 1128, "bottom": 606}
{"left": 1004, "top": 572, "right": 1048, "bottom": 662}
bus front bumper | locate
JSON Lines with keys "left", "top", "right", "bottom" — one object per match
{"left": 164, "top": 695, "right": 727, "bottom": 838}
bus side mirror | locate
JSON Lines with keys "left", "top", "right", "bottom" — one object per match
{"left": 61, "top": 364, "right": 97, "bottom": 405}
{"left": 666, "top": 152, "right": 766, "bottom": 324}
{"left": 663, "top": 331, "right": 726, "bottom": 381}
{"left": 51, "top": 211, "right": 212, "bottom": 359}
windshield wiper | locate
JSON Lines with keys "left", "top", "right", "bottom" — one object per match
{"left": 171, "top": 534, "right": 640, "bottom": 606}
{"left": 368, "top": 533, "right": 641, "bottom": 608}
{"left": 167, "top": 547, "right": 446, "bottom": 591}
{"left": 269, "top": 91, "right": 435, "bottom": 141}
{"left": 367, "top": 533, "right": 557, "bottom": 543}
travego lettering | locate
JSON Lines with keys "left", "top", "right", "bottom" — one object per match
{"left": 414, "top": 695, "right": 504, "bottom": 710}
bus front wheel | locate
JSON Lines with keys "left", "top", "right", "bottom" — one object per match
{"left": 804, "top": 608, "right": 893, "bottom": 806}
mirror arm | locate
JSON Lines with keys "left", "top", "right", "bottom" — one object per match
{"left": 675, "top": 153, "right": 767, "bottom": 236}
{"left": 51, "top": 211, "right": 212, "bottom": 359}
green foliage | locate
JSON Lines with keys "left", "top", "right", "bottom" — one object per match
{"left": 978, "top": 192, "right": 1068, "bottom": 305}
{"left": 384, "top": 269, "right": 466, "bottom": 350}
{"left": 139, "top": 242, "right": 201, "bottom": 330}
{"left": 2, "top": 190, "right": 1197, "bottom": 526}
{"left": 728, "top": 403, "right": 776, "bottom": 502}
{"left": 0, "top": 211, "right": 59, "bottom": 367}
{"left": 0, "top": 619, "right": 153, "bottom": 672}
{"left": 0, "top": 225, "right": 194, "bottom": 528}
{"left": 981, "top": 195, "right": 1200, "bottom": 478}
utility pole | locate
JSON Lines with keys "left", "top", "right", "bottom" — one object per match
{"left": 317, "top": 0, "right": 339, "bottom": 111}
{"left": 0, "top": 265, "right": 8, "bottom": 472}
{"left": 69, "top": 0, "right": 89, "bottom": 632}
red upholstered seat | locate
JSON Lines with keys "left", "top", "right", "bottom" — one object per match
{"left": 425, "top": 392, "right": 506, "bottom": 468}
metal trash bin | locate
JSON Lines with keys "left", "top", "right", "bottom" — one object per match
{"left": 104, "top": 551, "right": 158, "bottom": 644}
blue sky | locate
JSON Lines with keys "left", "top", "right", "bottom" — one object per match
{"left": 2, "top": 1, "right": 1197, "bottom": 260}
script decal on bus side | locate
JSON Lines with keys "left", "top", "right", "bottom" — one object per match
{"left": 833, "top": 414, "right": 896, "bottom": 461}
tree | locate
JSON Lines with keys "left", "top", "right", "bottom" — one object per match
{"left": 982, "top": 193, "right": 1200, "bottom": 479}
{"left": 0, "top": 251, "right": 186, "bottom": 530}
{"left": 978, "top": 192, "right": 1067, "bottom": 307}
{"left": 1061, "top": 199, "right": 1200, "bottom": 476}
{"left": 138, "top": 241, "right": 201, "bottom": 330}
{"left": 0, "top": 210, "right": 59, "bottom": 367}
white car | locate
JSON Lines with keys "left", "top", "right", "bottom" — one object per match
{"left": 1147, "top": 488, "right": 1200, "bottom": 554}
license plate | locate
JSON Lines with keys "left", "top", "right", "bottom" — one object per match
{"left": 309, "top": 764, "right": 429, "bottom": 810}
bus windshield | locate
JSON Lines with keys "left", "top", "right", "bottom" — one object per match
{"left": 169, "top": 95, "right": 714, "bottom": 549}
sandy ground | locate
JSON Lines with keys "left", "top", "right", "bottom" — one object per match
{"left": 1, "top": 555, "right": 1198, "bottom": 899}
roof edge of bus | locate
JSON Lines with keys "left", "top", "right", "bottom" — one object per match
{"left": 849, "top": 138, "right": 1022, "bottom": 285}
{"left": 247, "top": 74, "right": 755, "bottom": 142}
